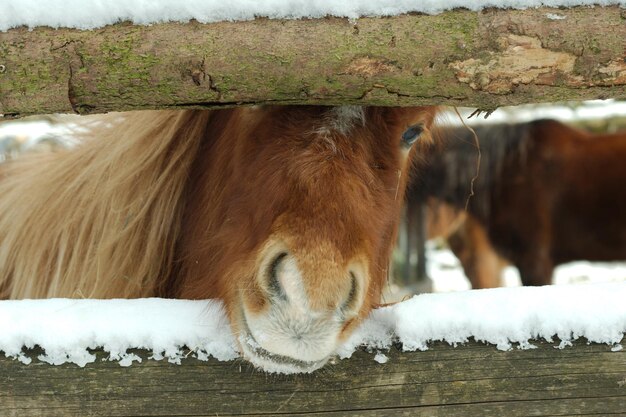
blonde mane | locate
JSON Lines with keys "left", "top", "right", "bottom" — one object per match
{"left": 0, "top": 110, "right": 210, "bottom": 299}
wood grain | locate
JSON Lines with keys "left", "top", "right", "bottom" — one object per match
{"left": 1, "top": 7, "right": 625, "bottom": 117}
{"left": 1, "top": 339, "right": 624, "bottom": 416}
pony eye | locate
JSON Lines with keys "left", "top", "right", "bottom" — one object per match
{"left": 401, "top": 123, "right": 424, "bottom": 148}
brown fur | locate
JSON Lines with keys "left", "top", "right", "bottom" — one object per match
{"left": 409, "top": 119, "right": 626, "bottom": 287}
{"left": 0, "top": 106, "right": 437, "bottom": 360}
{"left": 446, "top": 213, "right": 509, "bottom": 288}
{"left": 403, "top": 198, "right": 507, "bottom": 289}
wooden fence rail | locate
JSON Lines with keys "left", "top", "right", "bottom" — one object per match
{"left": 1, "top": 339, "right": 624, "bottom": 416}
{"left": 1, "top": 6, "right": 625, "bottom": 117}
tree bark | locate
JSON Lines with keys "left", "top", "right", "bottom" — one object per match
{"left": 1, "top": 340, "right": 624, "bottom": 416}
{"left": 1, "top": 7, "right": 625, "bottom": 117}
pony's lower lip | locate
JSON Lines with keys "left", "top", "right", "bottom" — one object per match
{"left": 237, "top": 313, "right": 329, "bottom": 373}
{"left": 239, "top": 333, "right": 329, "bottom": 374}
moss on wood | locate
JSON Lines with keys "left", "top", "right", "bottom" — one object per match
{"left": 1, "top": 7, "right": 625, "bottom": 117}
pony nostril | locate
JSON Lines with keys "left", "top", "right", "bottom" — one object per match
{"left": 343, "top": 271, "right": 360, "bottom": 312}
{"left": 267, "top": 252, "right": 288, "bottom": 298}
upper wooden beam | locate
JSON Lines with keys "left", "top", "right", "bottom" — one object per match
{"left": 1, "top": 6, "right": 625, "bottom": 117}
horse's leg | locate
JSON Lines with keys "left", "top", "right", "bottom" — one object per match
{"left": 517, "top": 251, "right": 554, "bottom": 286}
{"left": 447, "top": 228, "right": 477, "bottom": 286}
{"left": 468, "top": 218, "right": 506, "bottom": 289}
{"left": 449, "top": 217, "right": 503, "bottom": 289}
{"left": 476, "top": 251, "right": 507, "bottom": 288}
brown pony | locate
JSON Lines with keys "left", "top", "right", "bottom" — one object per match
{"left": 408, "top": 119, "right": 626, "bottom": 287}
{"left": 0, "top": 106, "right": 437, "bottom": 372}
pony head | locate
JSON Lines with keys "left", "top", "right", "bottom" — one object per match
{"left": 175, "top": 106, "right": 437, "bottom": 372}
{"left": 0, "top": 105, "right": 436, "bottom": 374}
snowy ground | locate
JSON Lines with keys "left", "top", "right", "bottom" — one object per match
{"left": 2, "top": 0, "right": 625, "bottom": 31}
{"left": 425, "top": 241, "right": 626, "bottom": 293}
{"left": 442, "top": 100, "right": 626, "bottom": 126}
{"left": 0, "top": 117, "right": 78, "bottom": 160}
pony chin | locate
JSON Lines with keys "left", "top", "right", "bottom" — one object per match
{"left": 234, "top": 302, "right": 359, "bottom": 374}
{"left": 236, "top": 320, "right": 333, "bottom": 374}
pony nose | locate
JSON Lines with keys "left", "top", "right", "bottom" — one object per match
{"left": 265, "top": 251, "right": 311, "bottom": 308}
{"left": 242, "top": 249, "right": 367, "bottom": 367}
{"left": 264, "top": 250, "right": 362, "bottom": 314}
{"left": 343, "top": 271, "right": 360, "bottom": 313}
{"left": 267, "top": 251, "right": 289, "bottom": 300}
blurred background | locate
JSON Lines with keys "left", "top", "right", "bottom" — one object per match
{"left": 392, "top": 99, "right": 626, "bottom": 300}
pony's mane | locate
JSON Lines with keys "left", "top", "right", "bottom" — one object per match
{"left": 0, "top": 110, "right": 211, "bottom": 299}
{"left": 413, "top": 121, "right": 538, "bottom": 219}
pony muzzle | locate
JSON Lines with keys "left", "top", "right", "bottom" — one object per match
{"left": 234, "top": 249, "right": 365, "bottom": 373}
{"left": 236, "top": 294, "right": 344, "bottom": 373}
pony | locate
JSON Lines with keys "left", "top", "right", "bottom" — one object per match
{"left": 408, "top": 119, "right": 626, "bottom": 287}
{"left": 0, "top": 106, "right": 437, "bottom": 373}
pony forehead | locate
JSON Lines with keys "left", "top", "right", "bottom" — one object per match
{"left": 326, "top": 106, "right": 366, "bottom": 135}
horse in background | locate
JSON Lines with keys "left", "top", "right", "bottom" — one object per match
{"left": 404, "top": 197, "right": 509, "bottom": 289}
{"left": 408, "top": 119, "right": 626, "bottom": 287}
{"left": 0, "top": 106, "right": 437, "bottom": 373}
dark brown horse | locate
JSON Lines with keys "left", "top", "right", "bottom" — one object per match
{"left": 0, "top": 106, "right": 437, "bottom": 373}
{"left": 408, "top": 119, "right": 626, "bottom": 287}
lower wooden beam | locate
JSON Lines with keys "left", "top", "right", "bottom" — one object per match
{"left": 1, "top": 339, "right": 623, "bottom": 416}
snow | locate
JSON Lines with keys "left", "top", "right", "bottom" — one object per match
{"left": 339, "top": 282, "right": 626, "bottom": 358}
{"left": 0, "top": 119, "right": 78, "bottom": 161}
{"left": 443, "top": 100, "right": 626, "bottom": 126}
{"left": 426, "top": 243, "right": 626, "bottom": 292}
{"left": 545, "top": 12, "right": 568, "bottom": 19}
{"left": 0, "top": 298, "right": 238, "bottom": 367}
{"left": 0, "top": 282, "right": 624, "bottom": 372}
{"left": 1, "top": 0, "right": 625, "bottom": 31}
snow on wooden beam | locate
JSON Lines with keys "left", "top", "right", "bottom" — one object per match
{"left": 1, "top": 285, "right": 624, "bottom": 415}
{"left": 1, "top": 6, "right": 625, "bottom": 117}
{"left": 1, "top": 340, "right": 624, "bottom": 416}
